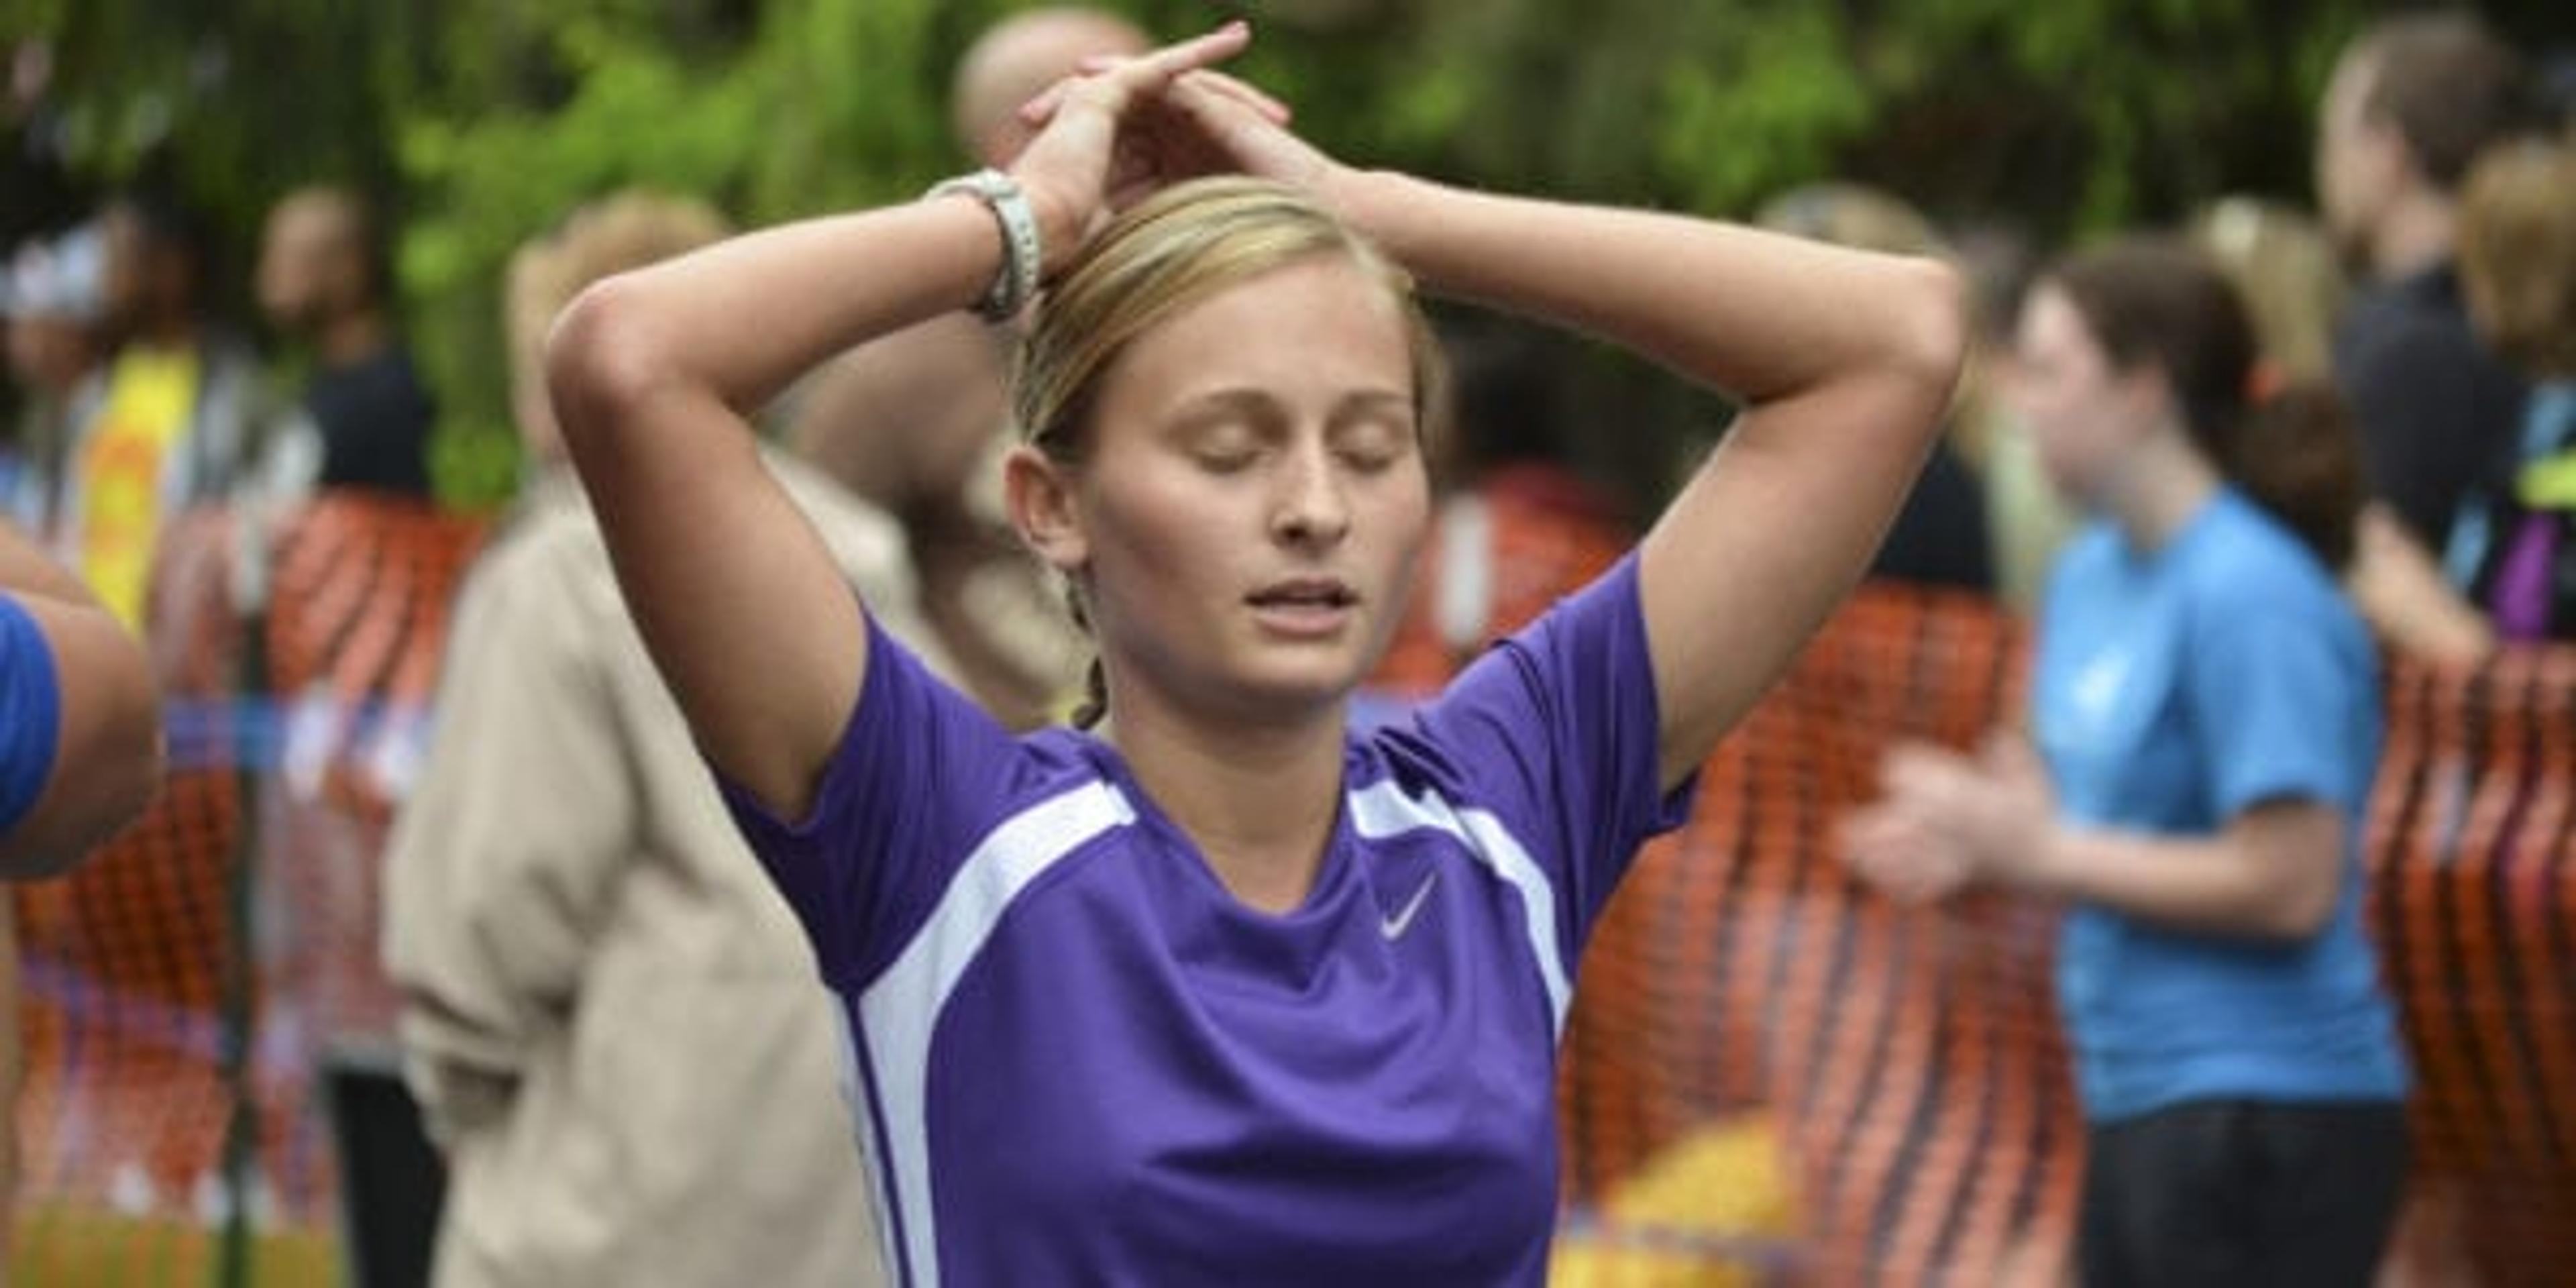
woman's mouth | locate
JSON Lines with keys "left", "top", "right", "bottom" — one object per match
{"left": 1246, "top": 578, "right": 1358, "bottom": 636}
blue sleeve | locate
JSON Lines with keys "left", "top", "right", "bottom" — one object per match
{"left": 0, "top": 596, "right": 62, "bottom": 835}
{"left": 715, "top": 609, "right": 1027, "bottom": 989}
{"left": 2183, "top": 571, "right": 2375, "bottom": 818}
{"left": 1405, "top": 554, "right": 1694, "bottom": 952}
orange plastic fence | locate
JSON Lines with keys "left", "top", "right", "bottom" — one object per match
{"left": 1557, "top": 585, "right": 2576, "bottom": 1285}
{"left": 10, "top": 515, "right": 2573, "bottom": 1284}
{"left": 12, "top": 497, "right": 484, "bottom": 1277}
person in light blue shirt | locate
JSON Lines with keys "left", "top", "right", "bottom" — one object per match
{"left": 1848, "top": 238, "right": 2409, "bottom": 1288}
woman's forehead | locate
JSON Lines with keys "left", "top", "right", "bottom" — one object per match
{"left": 1102, "top": 260, "right": 1417, "bottom": 408}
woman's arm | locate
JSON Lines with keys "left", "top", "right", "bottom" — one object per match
{"left": 1342, "top": 179, "right": 1966, "bottom": 788}
{"left": 547, "top": 27, "right": 1254, "bottom": 814}
{"left": 1843, "top": 739, "right": 2345, "bottom": 941}
{"left": 2347, "top": 501, "right": 2495, "bottom": 666}
{"left": 2017, "top": 805, "right": 2345, "bottom": 940}
{"left": 545, "top": 198, "right": 999, "bottom": 814}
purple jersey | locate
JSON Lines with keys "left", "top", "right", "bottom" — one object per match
{"left": 721, "top": 556, "right": 1687, "bottom": 1285}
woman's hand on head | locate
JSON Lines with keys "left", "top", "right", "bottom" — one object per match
{"left": 1010, "top": 23, "right": 1350, "bottom": 264}
{"left": 1003, "top": 23, "right": 1256, "bottom": 274}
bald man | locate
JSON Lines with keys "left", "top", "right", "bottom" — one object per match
{"left": 786, "top": 7, "right": 1147, "bottom": 729}
{"left": 258, "top": 185, "right": 437, "bottom": 498}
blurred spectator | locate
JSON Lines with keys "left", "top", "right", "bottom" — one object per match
{"left": 1364, "top": 317, "right": 1629, "bottom": 699}
{"left": 2193, "top": 195, "right": 2496, "bottom": 664}
{"left": 2316, "top": 11, "right": 2537, "bottom": 552}
{"left": 256, "top": 185, "right": 437, "bottom": 500}
{"left": 2190, "top": 197, "right": 2346, "bottom": 388}
{"left": 1951, "top": 215, "right": 2079, "bottom": 614}
{"left": 2447, "top": 138, "right": 2576, "bottom": 642}
{"left": 1758, "top": 183, "right": 1996, "bottom": 594}
{"left": 1848, "top": 239, "right": 2406, "bottom": 1286}
{"left": 1, "top": 225, "right": 107, "bottom": 535}
{"left": 383, "top": 190, "right": 941, "bottom": 1287}
{"left": 785, "top": 6, "right": 1148, "bottom": 728}
{"left": 60, "top": 191, "right": 270, "bottom": 628}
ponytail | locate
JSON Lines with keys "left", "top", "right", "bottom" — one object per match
{"left": 1061, "top": 582, "right": 1110, "bottom": 729}
{"left": 2224, "top": 382, "right": 2363, "bottom": 571}
{"left": 1070, "top": 657, "right": 1109, "bottom": 730}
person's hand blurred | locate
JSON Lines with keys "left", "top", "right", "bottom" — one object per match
{"left": 1843, "top": 731, "right": 2057, "bottom": 903}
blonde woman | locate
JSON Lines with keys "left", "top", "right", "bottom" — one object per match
{"left": 548, "top": 25, "right": 1960, "bottom": 1282}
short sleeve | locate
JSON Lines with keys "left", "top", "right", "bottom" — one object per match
{"left": 2182, "top": 573, "right": 2373, "bottom": 819}
{"left": 1403, "top": 555, "right": 1693, "bottom": 951}
{"left": 716, "top": 608, "right": 1028, "bottom": 989}
{"left": 0, "top": 596, "right": 62, "bottom": 836}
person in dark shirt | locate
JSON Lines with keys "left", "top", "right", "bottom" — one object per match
{"left": 2316, "top": 11, "right": 2536, "bottom": 551}
{"left": 257, "top": 185, "right": 437, "bottom": 499}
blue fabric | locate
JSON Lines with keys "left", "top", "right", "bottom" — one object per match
{"left": 0, "top": 595, "right": 62, "bottom": 836}
{"left": 2036, "top": 490, "right": 2408, "bottom": 1124}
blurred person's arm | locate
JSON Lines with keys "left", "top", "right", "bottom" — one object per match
{"left": 2014, "top": 803, "right": 2347, "bottom": 940}
{"left": 1847, "top": 737, "right": 2349, "bottom": 941}
{"left": 380, "top": 539, "right": 632, "bottom": 1147}
{"left": 2347, "top": 501, "right": 2496, "bottom": 666}
{"left": 0, "top": 519, "right": 162, "bottom": 879}
{"left": 1850, "top": 561, "right": 2371, "bottom": 942}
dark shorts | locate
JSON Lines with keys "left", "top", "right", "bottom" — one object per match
{"left": 2080, "top": 1098, "right": 2408, "bottom": 1288}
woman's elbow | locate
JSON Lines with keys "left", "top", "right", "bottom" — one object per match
{"left": 542, "top": 275, "right": 672, "bottom": 457}
{"left": 2259, "top": 875, "right": 2343, "bottom": 941}
{"left": 1887, "top": 258, "right": 1970, "bottom": 413}
{"left": 2248, "top": 846, "right": 2345, "bottom": 941}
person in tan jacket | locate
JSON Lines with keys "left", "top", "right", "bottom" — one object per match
{"left": 383, "top": 192, "right": 947, "bottom": 1287}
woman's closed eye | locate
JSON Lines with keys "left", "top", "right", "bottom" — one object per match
{"left": 1189, "top": 433, "right": 1264, "bottom": 474}
{"left": 1332, "top": 417, "right": 1414, "bottom": 475}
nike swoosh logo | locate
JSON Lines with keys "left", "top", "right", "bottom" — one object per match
{"left": 1380, "top": 871, "right": 1440, "bottom": 941}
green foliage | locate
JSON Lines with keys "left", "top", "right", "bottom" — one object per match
{"left": 19, "top": 0, "right": 2552, "bottom": 509}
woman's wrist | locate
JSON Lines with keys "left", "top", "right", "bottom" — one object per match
{"left": 1326, "top": 168, "right": 1418, "bottom": 261}
{"left": 923, "top": 169, "right": 1044, "bottom": 322}
{"left": 1994, "top": 822, "right": 2076, "bottom": 898}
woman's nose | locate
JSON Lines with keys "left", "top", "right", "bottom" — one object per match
{"left": 1270, "top": 446, "right": 1352, "bottom": 547}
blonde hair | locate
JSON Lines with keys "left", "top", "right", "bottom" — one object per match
{"left": 2459, "top": 138, "right": 2576, "bottom": 377}
{"left": 508, "top": 191, "right": 730, "bottom": 460}
{"left": 1014, "top": 176, "right": 1444, "bottom": 466}
{"left": 2190, "top": 196, "right": 2348, "bottom": 387}
{"left": 1011, "top": 176, "right": 1444, "bottom": 726}
{"left": 1754, "top": 182, "right": 1947, "bottom": 258}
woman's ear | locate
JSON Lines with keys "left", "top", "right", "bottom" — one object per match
{"left": 1004, "top": 444, "right": 1088, "bottom": 573}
